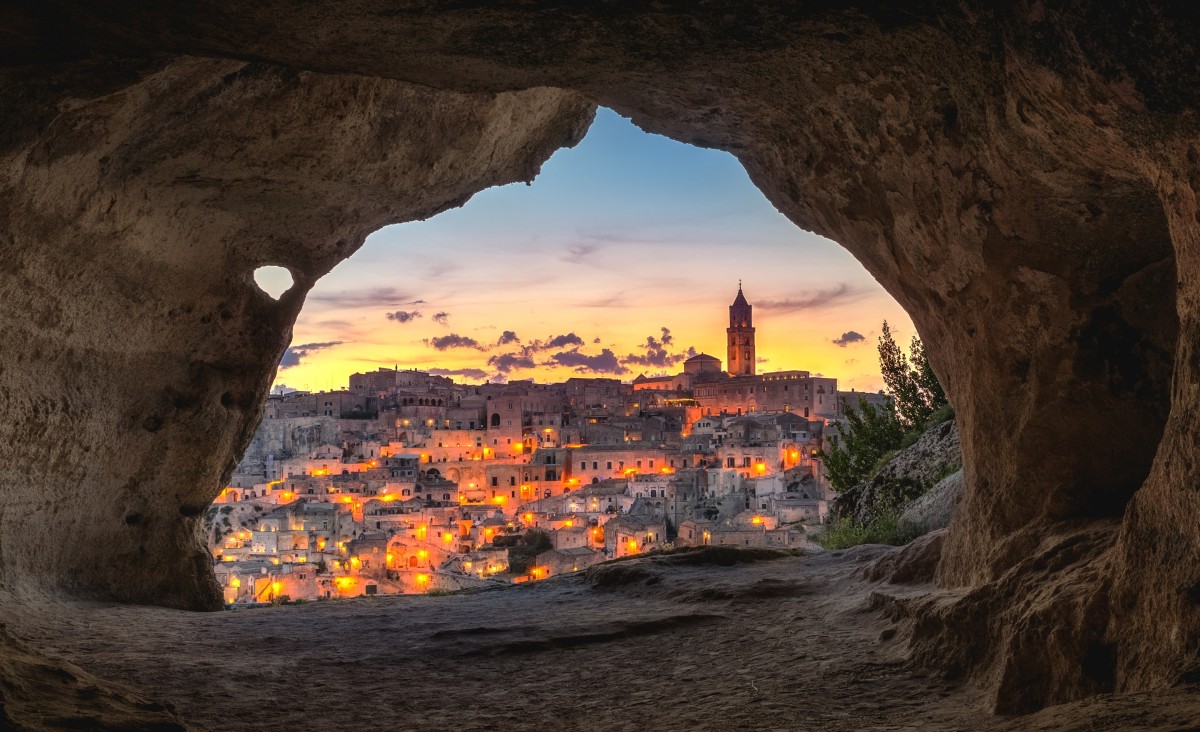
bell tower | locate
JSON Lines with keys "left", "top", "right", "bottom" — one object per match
{"left": 727, "top": 281, "right": 755, "bottom": 376}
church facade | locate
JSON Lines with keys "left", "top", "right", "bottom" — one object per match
{"left": 693, "top": 285, "right": 841, "bottom": 420}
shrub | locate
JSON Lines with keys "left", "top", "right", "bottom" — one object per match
{"left": 816, "top": 505, "right": 923, "bottom": 550}
{"left": 507, "top": 530, "right": 553, "bottom": 575}
{"left": 898, "top": 430, "right": 922, "bottom": 450}
{"left": 924, "top": 402, "right": 955, "bottom": 429}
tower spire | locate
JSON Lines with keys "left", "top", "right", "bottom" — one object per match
{"left": 727, "top": 283, "right": 756, "bottom": 376}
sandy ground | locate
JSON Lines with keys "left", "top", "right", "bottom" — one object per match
{"left": 10, "top": 547, "right": 1200, "bottom": 731}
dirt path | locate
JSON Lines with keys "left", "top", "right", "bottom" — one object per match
{"left": 11, "top": 547, "right": 1196, "bottom": 731}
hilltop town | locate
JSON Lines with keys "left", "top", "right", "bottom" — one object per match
{"left": 207, "top": 287, "right": 887, "bottom": 602}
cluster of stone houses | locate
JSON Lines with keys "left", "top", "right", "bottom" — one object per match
{"left": 208, "top": 288, "right": 882, "bottom": 601}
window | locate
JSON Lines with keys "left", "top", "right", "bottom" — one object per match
{"left": 491, "top": 477, "right": 498, "bottom": 487}
{"left": 607, "top": 461, "right": 613, "bottom": 470}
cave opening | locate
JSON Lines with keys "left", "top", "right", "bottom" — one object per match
{"left": 212, "top": 106, "right": 917, "bottom": 601}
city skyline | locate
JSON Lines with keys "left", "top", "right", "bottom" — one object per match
{"left": 271, "top": 108, "right": 915, "bottom": 392}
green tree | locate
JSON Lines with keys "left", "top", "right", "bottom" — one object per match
{"left": 819, "top": 397, "right": 904, "bottom": 494}
{"left": 878, "top": 321, "right": 948, "bottom": 429}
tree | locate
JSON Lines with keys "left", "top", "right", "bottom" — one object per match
{"left": 819, "top": 397, "right": 904, "bottom": 494}
{"left": 878, "top": 321, "right": 948, "bottom": 429}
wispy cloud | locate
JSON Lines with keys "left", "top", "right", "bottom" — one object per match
{"left": 308, "top": 287, "right": 415, "bottom": 309}
{"left": 757, "top": 284, "right": 867, "bottom": 313}
{"left": 425, "top": 261, "right": 462, "bottom": 280}
{"left": 432, "top": 311, "right": 450, "bottom": 326}
{"left": 562, "top": 242, "right": 601, "bottom": 264}
{"left": 279, "top": 341, "right": 345, "bottom": 369}
{"left": 577, "top": 293, "right": 628, "bottom": 308}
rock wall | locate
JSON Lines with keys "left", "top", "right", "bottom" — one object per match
{"left": 0, "top": 58, "right": 593, "bottom": 609}
{"left": 3, "top": 0, "right": 1200, "bottom": 717}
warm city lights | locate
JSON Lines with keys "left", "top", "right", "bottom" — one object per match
{"left": 207, "top": 285, "right": 853, "bottom": 613}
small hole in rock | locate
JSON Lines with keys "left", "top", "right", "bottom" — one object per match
{"left": 253, "top": 265, "right": 293, "bottom": 300}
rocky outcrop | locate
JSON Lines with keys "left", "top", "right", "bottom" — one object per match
{"left": 900, "top": 469, "right": 965, "bottom": 534}
{"left": 0, "top": 61, "right": 591, "bottom": 610}
{"left": 836, "top": 419, "right": 961, "bottom": 524}
{"left": 3, "top": 1, "right": 1200, "bottom": 722}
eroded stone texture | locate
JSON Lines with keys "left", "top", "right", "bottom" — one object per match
{"left": 0, "top": 57, "right": 593, "bottom": 608}
{"left": 3, "top": 0, "right": 1200, "bottom": 721}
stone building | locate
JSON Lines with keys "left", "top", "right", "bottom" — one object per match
{"left": 727, "top": 283, "right": 756, "bottom": 377}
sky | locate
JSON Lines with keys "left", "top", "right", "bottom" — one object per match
{"left": 266, "top": 107, "right": 915, "bottom": 393}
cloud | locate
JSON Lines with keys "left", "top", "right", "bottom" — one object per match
{"left": 428, "top": 367, "right": 489, "bottom": 381}
{"left": 424, "top": 333, "right": 484, "bottom": 351}
{"left": 832, "top": 330, "right": 866, "bottom": 347}
{"left": 432, "top": 312, "right": 450, "bottom": 326}
{"left": 386, "top": 310, "right": 422, "bottom": 324}
{"left": 425, "top": 261, "right": 462, "bottom": 280}
{"left": 623, "top": 328, "right": 692, "bottom": 369}
{"left": 756, "top": 284, "right": 867, "bottom": 313}
{"left": 308, "top": 287, "right": 414, "bottom": 309}
{"left": 578, "top": 293, "right": 628, "bottom": 308}
{"left": 547, "top": 348, "right": 628, "bottom": 375}
{"left": 544, "top": 333, "right": 584, "bottom": 349}
{"left": 278, "top": 341, "right": 344, "bottom": 369}
{"left": 756, "top": 356, "right": 770, "bottom": 364}
{"left": 562, "top": 242, "right": 601, "bottom": 264}
{"left": 512, "top": 333, "right": 588, "bottom": 353}
{"left": 497, "top": 330, "right": 521, "bottom": 346}
{"left": 593, "top": 337, "right": 601, "bottom": 344}
{"left": 489, "top": 353, "right": 537, "bottom": 373}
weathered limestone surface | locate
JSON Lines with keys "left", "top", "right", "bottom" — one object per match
{"left": 900, "top": 468, "right": 965, "bottom": 535}
{"left": 3, "top": 0, "right": 1200, "bottom": 723}
{"left": 0, "top": 58, "right": 593, "bottom": 609}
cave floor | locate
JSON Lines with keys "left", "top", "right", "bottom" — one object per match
{"left": 12, "top": 547, "right": 1200, "bottom": 731}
